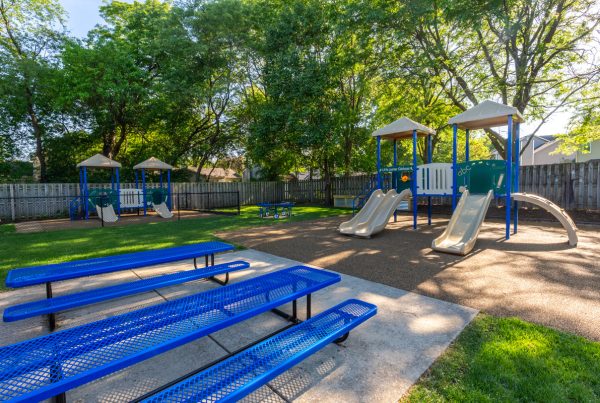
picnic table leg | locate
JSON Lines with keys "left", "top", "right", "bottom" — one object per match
{"left": 193, "top": 254, "right": 229, "bottom": 285}
{"left": 46, "top": 282, "right": 57, "bottom": 331}
{"left": 306, "top": 293, "right": 312, "bottom": 319}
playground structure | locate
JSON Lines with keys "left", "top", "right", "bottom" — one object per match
{"left": 71, "top": 154, "right": 121, "bottom": 223}
{"left": 133, "top": 157, "right": 174, "bottom": 218}
{"left": 341, "top": 101, "right": 578, "bottom": 254}
{"left": 70, "top": 155, "right": 174, "bottom": 223}
{"left": 341, "top": 117, "right": 442, "bottom": 237}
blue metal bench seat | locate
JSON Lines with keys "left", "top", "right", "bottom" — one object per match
{"left": 141, "top": 299, "right": 376, "bottom": 403}
{"left": 6, "top": 241, "right": 234, "bottom": 288}
{"left": 0, "top": 266, "right": 340, "bottom": 402}
{"left": 3, "top": 261, "right": 250, "bottom": 323}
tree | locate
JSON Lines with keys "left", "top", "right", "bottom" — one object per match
{"left": 555, "top": 86, "right": 600, "bottom": 155}
{"left": 399, "top": 0, "right": 600, "bottom": 158}
{"left": 59, "top": 0, "right": 170, "bottom": 160}
{"left": 0, "top": 0, "right": 65, "bottom": 182}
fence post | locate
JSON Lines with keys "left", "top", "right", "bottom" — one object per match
{"left": 9, "top": 184, "right": 16, "bottom": 222}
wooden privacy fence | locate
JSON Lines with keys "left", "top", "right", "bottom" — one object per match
{"left": 1, "top": 161, "right": 600, "bottom": 222}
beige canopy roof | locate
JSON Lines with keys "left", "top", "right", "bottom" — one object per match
{"left": 76, "top": 154, "right": 122, "bottom": 169}
{"left": 133, "top": 157, "right": 173, "bottom": 171}
{"left": 372, "top": 117, "right": 436, "bottom": 140}
{"left": 448, "top": 100, "right": 524, "bottom": 129}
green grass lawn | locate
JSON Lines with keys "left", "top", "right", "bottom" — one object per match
{"left": 0, "top": 205, "right": 349, "bottom": 290}
{"left": 403, "top": 314, "right": 600, "bottom": 402}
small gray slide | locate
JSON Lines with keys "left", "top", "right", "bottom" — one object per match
{"left": 339, "top": 189, "right": 412, "bottom": 238}
{"left": 432, "top": 189, "right": 494, "bottom": 255}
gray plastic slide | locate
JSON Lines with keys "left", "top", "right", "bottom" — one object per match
{"left": 512, "top": 192, "right": 578, "bottom": 246}
{"left": 432, "top": 189, "right": 493, "bottom": 255}
{"left": 153, "top": 202, "right": 174, "bottom": 219}
{"left": 96, "top": 204, "right": 118, "bottom": 223}
{"left": 339, "top": 189, "right": 385, "bottom": 235}
{"left": 340, "top": 189, "right": 412, "bottom": 237}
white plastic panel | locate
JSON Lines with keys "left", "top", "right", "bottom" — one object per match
{"left": 120, "top": 189, "right": 145, "bottom": 208}
{"left": 416, "top": 163, "right": 453, "bottom": 195}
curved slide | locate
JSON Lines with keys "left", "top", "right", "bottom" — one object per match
{"left": 339, "top": 189, "right": 412, "bottom": 238}
{"left": 432, "top": 189, "right": 493, "bottom": 256}
{"left": 512, "top": 192, "right": 578, "bottom": 246}
{"left": 96, "top": 204, "right": 118, "bottom": 223}
{"left": 433, "top": 190, "right": 578, "bottom": 256}
{"left": 153, "top": 202, "right": 174, "bottom": 219}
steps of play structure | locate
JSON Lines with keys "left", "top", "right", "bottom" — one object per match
{"left": 511, "top": 192, "right": 578, "bottom": 246}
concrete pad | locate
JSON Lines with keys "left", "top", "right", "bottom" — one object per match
{"left": 0, "top": 249, "right": 477, "bottom": 401}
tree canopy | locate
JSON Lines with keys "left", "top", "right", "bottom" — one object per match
{"left": 0, "top": 0, "right": 598, "bottom": 183}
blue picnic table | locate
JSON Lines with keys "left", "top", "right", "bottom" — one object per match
{"left": 257, "top": 202, "right": 294, "bottom": 219}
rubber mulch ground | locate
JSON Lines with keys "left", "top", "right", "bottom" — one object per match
{"left": 219, "top": 214, "right": 600, "bottom": 341}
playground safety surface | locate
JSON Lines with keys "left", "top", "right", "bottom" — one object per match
{"left": 220, "top": 215, "right": 600, "bottom": 341}
{"left": 0, "top": 250, "right": 475, "bottom": 401}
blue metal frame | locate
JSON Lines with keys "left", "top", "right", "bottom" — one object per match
{"left": 513, "top": 122, "right": 520, "bottom": 234}
{"left": 142, "top": 168, "right": 147, "bottom": 216}
{"left": 142, "top": 299, "right": 377, "bottom": 403}
{"left": 452, "top": 124, "right": 458, "bottom": 210}
{"left": 0, "top": 266, "right": 340, "bottom": 402}
{"left": 427, "top": 134, "right": 433, "bottom": 225}
{"left": 6, "top": 241, "right": 234, "bottom": 288}
{"left": 465, "top": 129, "right": 470, "bottom": 162}
{"left": 376, "top": 136, "right": 382, "bottom": 189}
{"left": 505, "top": 115, "right": 513, "bottom": 240}
{"left": 412, "top": 130, "right": 418, "bottom": 230}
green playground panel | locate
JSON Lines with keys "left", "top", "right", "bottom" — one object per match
{"left": 88, "top": 189, "right": 118, "bottom": 208}
{"left": 380, "top": 166, "right": 412, "bottom": 192}
{"left": 151, "top": 188, "right": 168, "bottom": 205}
{"left": 456, "top": 160, "right": 514, "bottom": 195}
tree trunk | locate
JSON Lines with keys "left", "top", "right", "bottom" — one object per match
{"left": 27, "top": 103, "right": 47, "bottom": 182}
{"left": 323, "top": 155, "right": 333, "bottom": 206}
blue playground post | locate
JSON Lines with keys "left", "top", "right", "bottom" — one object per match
{"left": 452, "top": 124, "right": 458, "bottom": 210}
{"left": 514, "top": 122, "right": 520, "bottom": 234}
{"left": 376, "top": 136, "right": 382, "bottom": 189}
{"left": 393, "top": 139, "right": 398, "bottom": 222}
{"left": 83, "top": 167, "right": 89, "bottom": 219}
{"left": 116, "top": 167, "right": 121, "bottom": 216}
{"left": 465, "top": 129, "right": 470, "bottom": 162}
{"left": 142, "top": 168, "right": 147, "bottom": 216}
{"left": 412, "top": 129, "right": 417, "bottom": 230}
{"left": 427, "top": 134, "right": 432, "bottom": 225}
{"left": 167, "top": 169, "right": 172, "bottom": 209}
{"left": 505, "top": 115, "right": 513, "bottom": 240}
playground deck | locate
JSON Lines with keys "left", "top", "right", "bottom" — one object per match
{"left": 220, "top": 215, "right": 600, "bottom": 341}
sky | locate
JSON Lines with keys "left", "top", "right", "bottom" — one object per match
{"left": 58, "top": 0, "right": 573, "bottom": 137}
{"left": 59, "top": 0, "right": 134, "bottom": 38}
